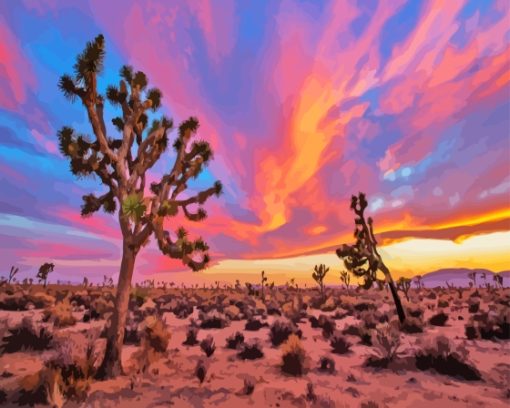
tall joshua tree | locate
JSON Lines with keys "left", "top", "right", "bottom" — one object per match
{"left": 336, "top": 193, "right": 406, "bottom": 323}
{"left": 37, "top": 262, "right": 54, "bottom": 287}
{"left": 312, "top": 264, "right": 329, "bottom": 298}
{"left": 57, "top": 35, "right": 222, "bottom": 378}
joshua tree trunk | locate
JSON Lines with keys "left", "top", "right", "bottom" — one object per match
{"left": 380, "top": 263, "right": 406, "bottom": 323}
{"left": 97, "top": 239, "right": 137, "bottom": 379}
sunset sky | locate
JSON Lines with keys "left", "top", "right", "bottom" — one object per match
{"left": 0, "top": 0, "right": 509, "bottom": 284}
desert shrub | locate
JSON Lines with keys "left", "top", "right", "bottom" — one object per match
{"left": 237, "top": 340, "right": 264, "bottom": 360}
{"left": 89, "top": 297, "right": 114, "bottom": 319}
{"left": 342, "top": 323, "right": 372, "bottom": 345}
{"left": 242, "top": 376, "right": 255, "bottom": 395}
{"left": 408, "top": 307, "right": 424, "bottom": 318}
{"left": 438, "top": 299, "right": 449, "bottom": 308}
{"left": 400, "top": 316, "right": 424, "bottom": 334}
{"left": 199, "top": 311, "right": 229, "bottom": 329}
{"left": 245, "top": 317, "right": 266, "bottom": 331}
{"left": 365, "top": 323, "right": 402, "bottom": 368}
{"left": 133, "top": 315, "right": 170, "bottom": 372}
{"left": 319, "top": 315, "right": 336, "bottom": 338}
{"left": 280, "top": 334, "right": 307, "bottom": 376}
{"left": 43, "top": 299, "right": 76, "bottom": 327}
{"left": 200, "top": 335, "right": 216, "bottom": 357}
{"left": 358, "top": 310, "right": 378, "bottom": 329}
{"left": 226, "top": 331, "right": 244, "bottom": 349}
{"left": 0, "top": 291, "right": 28, "bottom": 311}
{"left": 27, "top": 292, "right": 55, "bottom": 309}
{"left": 415, "top": 335, "right": 481, "bottom": 381}
{"left": 269, "top": 318, "right": 302, "bottom": 346}
{"left": 183, "top": 327, "right": 199, "bottom": 346}
{"left": 18, "top": 333, "right": 99, "bottom": 406}
{"left": 318, "top": 356, "right": 335, "bottom": 373}
{"left": 429, "top": 311, "right": 449, "bottom": 326}
{"left": 172, "top": 300, "right": 193, "bottom": 319}
{"left": 468, "top": 299, "right": 480, "bottom": 314}
{"left": 141, "top": 315, "right": 170, "bottom": 353}
{"left": 330, "top": 331, "right": 352, "bottom": 354}
{"left": 0, "top": 317, "right": 53, "bottom": 353}
{"left": 353, "top": 301, "right": 376, "bottom": 312}
{"left": 309, "top": 315, "right": 320, "bottom": 328}
{"left": 123, "top": 313, "right": 141, "bottom": 345}
{"left": 465, "top": 307, "right": 510, "bottom": 340}
{"left": 266, "top": 302, "right": 282, "bottom": 316}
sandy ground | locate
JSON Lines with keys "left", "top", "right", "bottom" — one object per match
{"left": 0, "top": 288, "right": 508, "bottom": 407}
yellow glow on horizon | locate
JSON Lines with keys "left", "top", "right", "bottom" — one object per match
{"left": 151, "top": 231, "right": 510, "bottom": 285}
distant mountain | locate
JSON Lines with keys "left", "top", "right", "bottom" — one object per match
{"left": 415, "top": 268, "right": 510, "bottom": 288}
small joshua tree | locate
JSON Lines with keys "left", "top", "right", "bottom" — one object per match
{"left": 57, "top": 35, "right": 222, "bottom": 378}
{"left": 467, "top": 271, "right": 477, "bottom": 288}
{"left": 340, "top": 270, "right": 350, "bottom": 292}
{"left": 37, "top": 262, "right": 54, "bottom": 287}
{"left": 414, "top": 275, "right": 423, "bottom": 290}
{"left": 336, "top": 193, "right": 406, "bottom": 323}
{"left": 7, "top": 266, "right": 19, "bottom": 284}
{"left": 397, "top": 277, "right": 411, "bottom": 302}
{"left": 493, "top": 274, "right": 503, "bottom": 289}
{"left": 312, "top": 264, "right": 329, "bottom": 298}
{"left": 260, "top": 270, "right": 268, "bottom": 300}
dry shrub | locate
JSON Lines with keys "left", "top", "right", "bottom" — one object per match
{"left": 465, "top": 306, "right": 509, "bottom": 340}
{"left": 415, "top": 335, "right": 481, "bottom": 381}
{"left": 0, "top": 316, "right": 53, "bottom": 353}
{"left": 43, "top": 298, "right": 76, "bottom": 327}
{"left": 270, "top": 318, "right": 302, "bottom": 346}
{"left": 183, "top": 327, "right": 199, "bottom": 346}
{"left": 342, "top": 323, "right": 372, "bottom": 345}
{"left": 429, "top": 310, "right": 449, "bottom": 326}
{"left": 245, "top": 317, "right": 266, "bottom": 331}
{"left": 318, "top": 356, "right": 335, "bottom": 373}
{"left": 199, "top": 311, "right": 229, "bottom": 329}
{"left": 281, "top": 334, "right": 307, "bottom": 376}
{"left": 365, "top": 323, "right": 402, "bottom": 368}
{"left": 400, "top": 316, "right": 424, "bottom": 334}
{"left": 18, "top": 333, "right": 99, "bottom": 406}
{"left": 226, "top": 331, "right": 244, "bottom": 349}
{"left": 133, "top": 315, "right": 170, "bottom": 371}
{"left": 237, "top": 340, "right": 264, "bottom": 360}
{"left": 330, "top": 331, "right": 352, "bottom": 354}
{"left": 200, "top": 335, "right": 216, "bottom": 357}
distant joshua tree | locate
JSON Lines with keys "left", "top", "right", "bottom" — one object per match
{"left": 340, "top": 270, "right": 351, "bottom": 291}
{"left": 8, "top": 266, "right": 19, "bottom": 284}
{"left": 467, "top": 271, "right": 477, "bottom": 288}
{"left": 312, "top": 264, "right": 329, "bottom": 298}
{"left": 336, "top": 193, "right": 406, "bottom": 323}
{"left": 396, "top": 277, "right": 412, "bottom": 302}
{"left": 37, "top": 262, "right": 54, "bottom": 287}
{"left": 260, "top": 271, "right": 268, "bottom": 299}
{"left": 414, "top": 275, "right": 423, "bottom": 290}
{"left": 56, "top": 35, "right": 222, "bottom": 378}
{"left": 493, "top": 274, "right": 503, "bottom": 289}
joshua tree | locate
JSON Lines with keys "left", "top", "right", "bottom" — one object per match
{"left": 336, "top": 193, "right": 406, "bottom": 323}
{"left": 7, "top": 266, "right": 19, "bottom": 284}
{"left": 260, "top": 270, "right": 268, "bottom": 299}
{"left": 57, "top": 35, "right": 222, "bottom": 378}
{"left": 397, "top": 277, "right": 411, "bottom": 302}
{"left": 339, "top": 270, "right": 350, "bottom": 291}
{"left": 493, "top": 274, "right": 503, "bottom": 289}
{"left": 37, "top": 262, "right": 54, "bottom": 287}
{"left": 312, "top": 264, "right": 329, "bottom": 298}
{"left": 467, "top": 271, "right": 477, "bottom": 288}
{"left": 413, "top": 275, "right": 423, "bottom": 290}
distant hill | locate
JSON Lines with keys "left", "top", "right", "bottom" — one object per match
{"left": 415, "top": 268, "right": 510, "bottom": 288}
